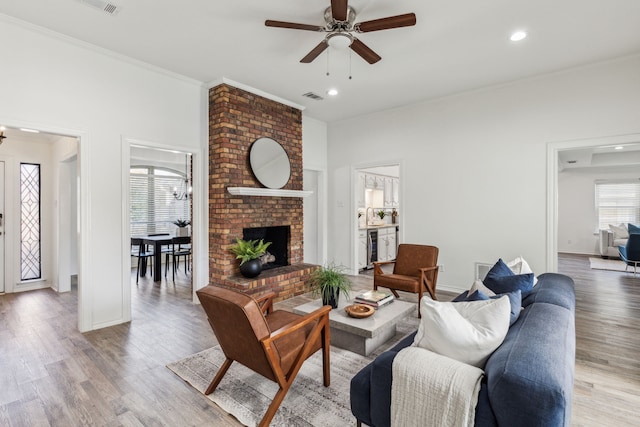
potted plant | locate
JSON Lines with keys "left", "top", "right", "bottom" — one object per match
{"left": 377, "top": 210, "right": 387, "bottom": 221}
{"left": 172, "top": 219, "right": 190, "bottom": 236}
{"left": 229, "top": 238, "right": 272, "bottom": 278}
{"left": 309, "top": 263, "right": 352, "bottom": 309}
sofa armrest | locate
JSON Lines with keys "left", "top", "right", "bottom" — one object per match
{"left": 599, "top": 229, "right": 614, "bottom": 256}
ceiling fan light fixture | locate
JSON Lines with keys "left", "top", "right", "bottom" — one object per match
{"left": 327, "top": 33, "right": 352, "bottom": 49}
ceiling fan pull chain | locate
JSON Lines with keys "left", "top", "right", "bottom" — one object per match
{"left": 349, "top": 48, "right": 353, "bottom": 80}
{"left": 326, "top": 47, "right": 330, "bottom": 76}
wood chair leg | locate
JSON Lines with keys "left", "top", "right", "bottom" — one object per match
{"left": 322, "top": 324, "right": 331, "bottom": 387}
{"left": 204, "top": 357, "right": 233, "bottom": 395}
{"left": 259, "top": 385, "right": 291, "bottom": 427}
{"left": 417, "top": 287, "right": 423, "bottom": 318}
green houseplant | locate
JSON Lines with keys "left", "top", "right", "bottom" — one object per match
{"left": 172, "top": 219, "right": 191, "bottom": 236}
{"left": 229, "top": 238, "right": 272, "bottom": 278}
{"left": 309, "top": 263, "right": 352, "bottom": 309}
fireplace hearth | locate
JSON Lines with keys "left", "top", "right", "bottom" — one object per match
{"left": 243, "top": 225, "right": 289, "bottom": 270}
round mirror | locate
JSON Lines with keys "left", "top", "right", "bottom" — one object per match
{"left": 249, "top": 137, "right": 291, "bottom": 189}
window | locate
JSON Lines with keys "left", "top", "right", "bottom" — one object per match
{"left": 595, "top": 180, "right": 640, "bottom": 230}
{"left": 130, "top": 165, "right": 190, "bottom": 236}
{"left": 20, "top": 163, "right": 41, "bottom": 280}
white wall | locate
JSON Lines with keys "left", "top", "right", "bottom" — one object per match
{"left": 558, "top": 165, "right": 640, "bottom": 255}
{"left": 0, "top": 17, "right": 204, "bottom": 330}
{"left": 302, "top": 116, "right": 328, "bottom": 264}
{"left": 328, "top": 55, "right": 640, "bottom": 292}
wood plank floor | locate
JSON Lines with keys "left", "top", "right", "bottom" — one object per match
{"left": 0, "top": 254, "right": 638, "bottom": 426}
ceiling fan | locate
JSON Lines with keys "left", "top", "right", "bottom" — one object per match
{"left": 265, "top": 0, "right": 416, "bottom": 64}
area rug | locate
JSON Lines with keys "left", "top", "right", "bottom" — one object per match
{"left": 589, "top": 257, "right": 628, "bottom": 272}
{"left": 167, "top": 315, "right": 418, "bottom": 427}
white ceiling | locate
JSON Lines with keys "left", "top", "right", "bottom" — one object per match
{"left": 2, "top": 0, "right": 640, "bottom": 123}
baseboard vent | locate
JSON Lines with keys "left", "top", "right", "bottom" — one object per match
{"left": 475, "top": 262, "right": 492, "bottom": 280}
{"left": 80, "top": 0, "right": 122, "bottom": 15}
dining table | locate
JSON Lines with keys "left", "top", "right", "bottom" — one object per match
{"left": 138, "top": 235, "right": 176, "bottom": 282}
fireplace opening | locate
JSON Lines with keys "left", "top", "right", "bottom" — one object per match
{"left": 243, "top": 225, "right": 290, "bottom": 270}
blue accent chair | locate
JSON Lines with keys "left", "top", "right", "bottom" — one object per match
{"left": 619, "top": 233, "right": 640, "bottom": 275}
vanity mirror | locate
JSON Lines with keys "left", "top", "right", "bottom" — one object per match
{"left": 249, "top": 137, "right": 291, "bottom": 189}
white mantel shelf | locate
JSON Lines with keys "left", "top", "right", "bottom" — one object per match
{"left": 227, "top": 187, "right": 313, "bottom": 198}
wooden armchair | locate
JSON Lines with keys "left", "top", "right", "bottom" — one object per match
{"left": 373, "top": 244, "right": 439, "bottom": 317}
{"left": 196, "top": 285, "right": 331, "bottom": 427}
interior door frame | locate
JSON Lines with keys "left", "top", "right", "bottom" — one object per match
{"left": 546, "top": 132, "right": 640, "bottom": 273}
{"left": 122, "top": 137, "right": 205, "bottom": 305}
{"left": 0, "top": 117, "right": 89, "bottom": 330}
{"left": 0, "top": 159, "right": 5, "bottom": 293}
{"left": 351, "top": 160, "right": 404, "bottom": 276}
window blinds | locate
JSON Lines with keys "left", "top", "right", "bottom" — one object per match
{"left": 595, "top": 180, "right": 640, "bottom": 230}
{"left": 130, "top": 167, "right": 190, "bottom": 236}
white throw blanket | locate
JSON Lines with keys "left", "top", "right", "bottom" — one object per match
{"left": 391, "top": 347, "right": 484, "bottom": 427}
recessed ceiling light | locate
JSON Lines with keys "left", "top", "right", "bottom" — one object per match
{"left": 20, "top": 128, "right": 40, "bottom": 133}
{"left": 327, "top": 88, "right": 338, "bottom": 96}
{"left": 510, "top": 31, "right": 527, "bottom": 42}
{"left": 0, "top": 126, "right": 5, "bottom": 131}
{"left": 614, "top": 146, "right": 624, "bottom": 150}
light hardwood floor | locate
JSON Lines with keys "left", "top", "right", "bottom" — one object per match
{"left": 0, "top": 254, "right": 638, "bottom": 426}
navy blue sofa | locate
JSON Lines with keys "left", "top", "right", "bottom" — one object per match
{"left": 350, "top": 273, "right": 576, "bottom": 427}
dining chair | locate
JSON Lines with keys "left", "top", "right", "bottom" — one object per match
{"left": 196, "top": 286, "right": 331, "bottom": 427}
{"left": 373, "top": 243, "right": 439, "bottom": 317}
{"left": 170, "top": 236, "right": 191, "bottom": 281}
{"left": 131, "top": 238, "right": 154, "bottom": 284}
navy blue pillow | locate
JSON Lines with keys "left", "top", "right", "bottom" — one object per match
{"left": 484, "top": 272, "right": 534, "bottom": 297}
{"left": 484, "top": 258, "right": 513, "bottom": 279}
{"left": 453, "top": 289, "right": 522, "bottom": 325}
{"left": 628, "top": 223, "right": 640, "bottom": 234}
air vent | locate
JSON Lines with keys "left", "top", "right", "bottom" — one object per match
{"left": 80, "top": 0, "right": 121, "bottom": 15}
{"left": 302, "top": 92, "right": 324, "bottom": 101}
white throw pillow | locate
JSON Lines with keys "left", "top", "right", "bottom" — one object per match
{"left": 469, "top": 279, "right": 496, "bottom": 296}
{"left": 412, "top": 296, "right": 511, "bottom": 368}
{"left": 609, "top": 223, "right": 629, "bottom": 240}
{"left": 506, "top": 256, "right": 538, "bottom": 286}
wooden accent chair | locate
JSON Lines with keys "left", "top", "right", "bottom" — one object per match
{"left": 196, "top": 286, "right": 331, "bottom": 427}
{"left": 373, "top": 244, "right": 439, "bottom": 317}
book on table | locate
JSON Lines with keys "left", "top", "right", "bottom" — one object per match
{"left": 355, "top": 290, "right": 394, "bottom": 308}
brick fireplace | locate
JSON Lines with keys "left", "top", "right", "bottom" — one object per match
{"left": 208, "top": 83, "right": 316, "bottom": 301}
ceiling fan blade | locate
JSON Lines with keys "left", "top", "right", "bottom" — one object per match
{"left": 331, "top": 0, "right": 348, "bottom": 21}
{"left": 356, "top": 13, "right": 417, "bottom": 33}
{"left": 265, "top": 20, "right": 324, "bottom": 32}
{"left": 350, "top": 38, "right": 381, "bottom": 64}
{"left": 300, "top": 41, "right": 329, "bottom": 63}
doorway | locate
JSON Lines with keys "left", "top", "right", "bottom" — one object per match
{"left": 547, "top": 133, "right": 640, "bottom": 272}
{"left": 354, "top": 163, "right": 401, "bottom": 275}
{"left": 128, "top": 144, "right": 194, "bottom": 296}
{"left": 0, "top": 160, "right": 4, "bottom": 293}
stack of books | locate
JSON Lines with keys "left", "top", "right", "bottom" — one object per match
{"left": 355, "top": 290, "right": 394, "bottom": 309}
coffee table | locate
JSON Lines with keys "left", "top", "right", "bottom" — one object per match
{"left": 293, "top": 293, "right": 415, "bottom": 356}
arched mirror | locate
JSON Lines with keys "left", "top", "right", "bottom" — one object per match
{"left": 249, "top": 137, "right": 291, "bottom": 189}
